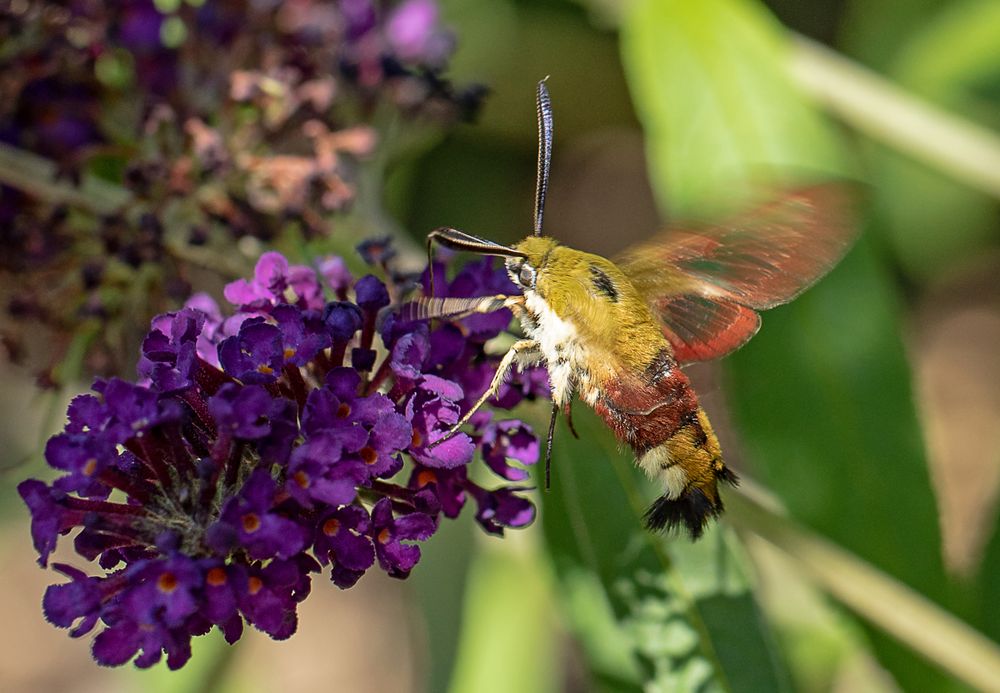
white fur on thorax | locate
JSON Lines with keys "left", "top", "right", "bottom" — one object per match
{"left": 521, "top": 291, "right": 593, "bottom": 406}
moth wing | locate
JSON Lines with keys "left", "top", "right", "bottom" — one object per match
{"left": 616, "top": 184, "right": 858, "bottom": 363}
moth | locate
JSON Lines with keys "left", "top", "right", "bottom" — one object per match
{"left": 407, "top": 81, "right": 857, "bottom": 539}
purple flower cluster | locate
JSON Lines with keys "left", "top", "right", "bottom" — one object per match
{"left": 19, "top": 250, "right": 546, "bottom": 670}
{"left": 0, "top": 0, "right": 485, "bottom": 386}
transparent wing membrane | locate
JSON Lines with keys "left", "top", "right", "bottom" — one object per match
{"left": 617, "top": 184, "right": 858, "bottom": 362}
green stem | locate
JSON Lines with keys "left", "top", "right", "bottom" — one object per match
{"left": 789, "top": 35, "right": 1000, "bottom": 199}
{"left": 727, "top": 486, "right": 1000, "bottom": 692}
{"left": 0, "top": 142, "right": 131, "bottom": 214}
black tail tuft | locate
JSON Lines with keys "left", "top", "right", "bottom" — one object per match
{"left": 716, "top": 465, "right": 740, "bottom": 486}
{"left": 643, "top": 488, "right": 723, "bottom": 540}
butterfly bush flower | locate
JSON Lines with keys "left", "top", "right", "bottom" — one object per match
{"left": 0, "top": 0, "right": 485, "bottom": 386}
{"left": 19, "top": 248, "right": 546, "bottom": 670}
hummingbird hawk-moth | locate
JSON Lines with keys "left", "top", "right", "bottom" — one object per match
{"left": 406, "top": 81, "right": 856, "bottom": 539}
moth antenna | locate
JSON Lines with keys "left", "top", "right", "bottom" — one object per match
{"left": 533, "top": 78, "right": 553, "bottom": 237}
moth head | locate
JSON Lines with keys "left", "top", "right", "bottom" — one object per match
{"left": 508, "top": 236, "right": 558, "bottom": 292}
{"left": 506, "top": 257, "right": 538, "bottom": 291}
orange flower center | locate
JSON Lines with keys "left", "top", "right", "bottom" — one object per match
{"left": 360, "top": 446, "right": 378, "bottom": 465}
{"left": 337, "top": 403, "right": 351, "bottom": 418}
{"left": 417, "top": 470, "right": 437, "bottom": 487}
{"left": 82, "top": 458, "right": 98, "bottom": 476}
{"left": 241, "top": 513, "right": 261, "bottom": 533}
{"left": 377, "top": 528, "right": 391, "bottom": 544}
{"left": 248, "top": 576, "right": 263, "bottom": 595}
{"left": 411, "top": 428, "right": 422, "bottom": 448}
{"left": 293, "top": 470, "right": 310, "bottom": 488}
{"left": 157, "top": 572, "right": 178, "bottom": 594}
{"left": 206, "top": 567, "right": 227, "bottom": 587}
{"left": 323, "top": 518, "right": 341, "bottom": 536}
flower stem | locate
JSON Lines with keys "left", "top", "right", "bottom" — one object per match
{"left": 789, "top": 35, "right": 1000, "bottom": 199}
{"left": 0, "top": 142, "right": 131, "bottom": 214}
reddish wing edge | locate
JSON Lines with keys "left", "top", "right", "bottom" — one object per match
{"left": 617, "top": 183, "right": 859, "bottom": 363}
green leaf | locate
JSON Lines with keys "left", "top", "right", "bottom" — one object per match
{"left": 725, "top": 238, "right": 954, "bottom": 691}
{"left": 446, "top": 539, "right": 560, "bottom": 693}
{"left": 729, "top": 492, "right": 1000, "bottom": 693}
{"left": 541, "top": 408, "right": 791, "bottom": 692}
{"left": 620, "top": 0, "right": 845, "bottom": 218}
{"left": 866, "top": 0, "right": 1000, "bottom": 279}
{"left": 409, "top": 514, "right": 478, "bottom": 693}
{"left": 619, "top": 0, "right": 973, "bottom": 688}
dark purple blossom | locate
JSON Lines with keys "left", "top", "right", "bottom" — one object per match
{"left": 480, "top": 420, "right": 540, "bottom": 482}
{"left": 19, "top": 248, "right": 542, "bottom": 669}
{"left": 371, "top": 498, "right": 436, "bottom": 578}
{"left": 357, "top": 237, "right": 398, "bottom": 266}
{"left": 2, "top": 0, "right": 485, "bottom": 392}
{"left": 470, "top": 486, "right": 537, "bottom": 535}
{"left": 208, "top": 470, "right": 310, "bottom": 561}
{"left": 315, "top": 505, "right": 375, "bottom": 589}
{"left": 218, "top": 319, "right": 285, "bottom": 384}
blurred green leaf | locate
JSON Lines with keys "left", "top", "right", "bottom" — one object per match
{"left": 446, "top": 538, "right": 559, "bottom": 693}
{"left": 129, "top": 629, "right": 237, "bottom": 693}
{"left": 976, "top": 501, "right": 1000, "bottom": 644}
{"left": 409, "top": 512, "right": 477, "bottom": 693}
{"left": 542, "top": 409, "right": 791, "bottom": 692}
{"left": 726, "top": 239, "right": 956, "bottom": 691}
{"left": 840, "top": 0, "right": 943, "bottom": 69}
{"left": 620, "top": 0, "right": 844, "bottom": 217}
{"left": 875, "top": 0, "right": 1000, "bottom": 280}
{"left": 729, "top": 491, "right": 1000, "bottom": 693}
{"left": 894, "top": 0, "right": 1000, "bottom": 121}
{"left": 619, "top": 0, "right": 975, "bottom": 688}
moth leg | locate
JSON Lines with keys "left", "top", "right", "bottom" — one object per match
{"left": 562, "top": 400, "right": 579, "bottom": 439}
{"left": 429, "top": 338, "right": 540, "bottom": 448}
{"left": 544, "top": 402, "right": 558, "bottom": 490}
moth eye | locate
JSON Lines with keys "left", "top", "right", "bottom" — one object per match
{"left": 519, "top": 264, "right": 536, "bottom": 288}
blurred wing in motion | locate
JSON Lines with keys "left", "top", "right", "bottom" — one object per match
{"left": 616, "top": 183, "right": 858, "bottom": 363}
{"left": 399, "top": 295, "right": 509, "bottom": 322}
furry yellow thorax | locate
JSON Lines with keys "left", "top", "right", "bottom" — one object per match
{"left": 513, "top": 236, "right": 669, "bottom": 372}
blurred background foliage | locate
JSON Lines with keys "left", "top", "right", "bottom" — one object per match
{"left": 2, "top": 0, "right": 1000, "bottom": 691}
